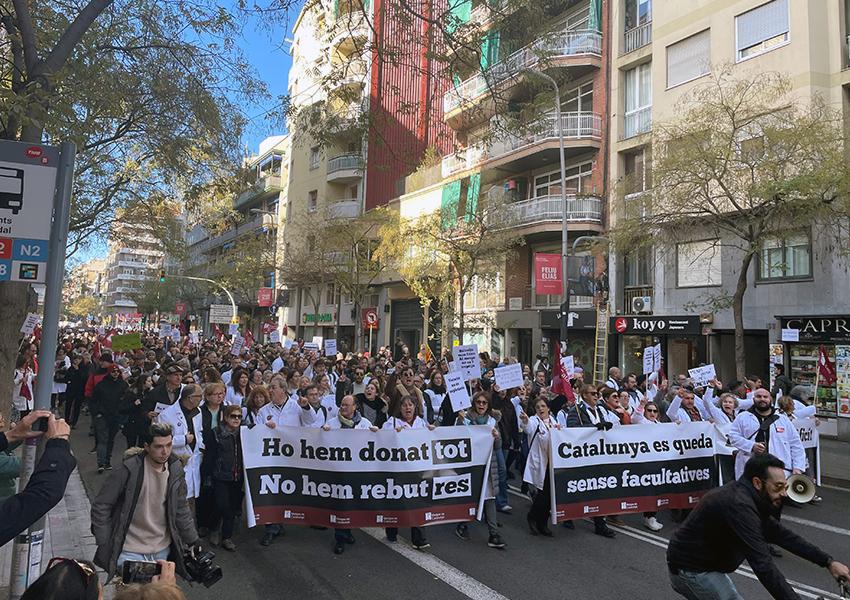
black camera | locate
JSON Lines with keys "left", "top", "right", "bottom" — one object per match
{"left": 183, "top": 548, "right": 222, "bottom": 588}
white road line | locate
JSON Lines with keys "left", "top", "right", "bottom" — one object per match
{"left": 360, "top": 528, "right": 512, "bottom": 600}
{"left": 783, "top": 515, "right": 850, "bottom": 537}
{"left": 507, "top": 484, "right": 844, "bottom": 600}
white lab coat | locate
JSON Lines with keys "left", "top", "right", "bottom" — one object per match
{"left": 256, "top": 399, "right": 317, "bottom": 428}
{"left": 728, "top": 410, "right": 806, "bottom": 479}
{"left": 223, "top": 386, "right": 244, "bottom": 407}
{"left": 158, "top": 402, "right": 204, "bottom": 498}
{"left": 666, "top": 395, "right": 712, "bottom": 424}
{"left": 381, "top": 416, "right": 428, "bottom": 430}
{"left": 325, "top": 415, "right": 373, "bottom": 430}
{"left": 523, "top": 415, "right": 557, "bottom": 491}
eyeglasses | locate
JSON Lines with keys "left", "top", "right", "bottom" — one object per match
{"left": 645, "top": 408, "right": 658, "bottom": 413}
{"left": 474, "top": 400, "right": 488, "bottom": 405}
{"left": 226, "top": 414, "right": 242, "bottom": 420}
{"left": 587, "top": 391, "right": 599, "bottom": 396}
{"left": 47, "top": 557, "right": 95, "bottom": 585}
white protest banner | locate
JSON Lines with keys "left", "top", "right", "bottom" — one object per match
{"left": 652, "top": 344, "right": 662, "bottom": 372}
{"left": 452, "top": 344, "right": 479, "bottom": 381}
{"left": 283, "top": 338, "right": 293, "bottom": 350}
{"left": 445, "top": 370, "right": 472, "bottom": 412}
{"left": 228, "top": 323, "right": 239, "bottom": 336}
{"left": 190, "top": 331, "right": 200, "bottom": 345}
{"left": 448, "top": 360, "right": 460, "bottom": 373}
{"left": 795, "top": 417, "right": 821, "bottom": 484}
{"left": 303, "top": 342, "right": 320, "bottom": 353}
{"left": 241, "top": 425, "right": 494, "bottom": 528}
{"left": 494, "top": 363, "right": 524, "bottom": 390}
{"left": 312, "top": 335, "right": 323, "bottom": 347}
{"left": 159, "top": 323, "right": 172, "bottom": 339}
{"left": 209, "top": 304, "right": 233, "bottom": 324}
{"left": 231, "top": 335, "right": 245, "bottom": 356}
{"left": 550, "top": 422, "right": 719, "bottom": 523}
{"left": 781, "top": 328, "right": 800, "bottom": 342}
{"left": 560, "top": 355, "right": 575, "bottom": 377}
{"left": 642, "top": 347, "right": 654, "bottom": 375}
{"left": 20, "top": 313, "right": 40, "bottom": 336}
{"left": 171, "top": 329, "right": 181, "bottom": 342}
{"left": 687, "top": 364, "right": 716, "bottom": 388}
{"left": 324, "top": 339, "right": 337, "bottom": 357}
{"left": 269, "top": 330, "right": 281, "bottom": 344}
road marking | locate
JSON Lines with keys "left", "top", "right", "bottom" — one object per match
{"left": 782, "top": 515, "right": 850, "bottom": 537}
{"left": 361, "top": 528, "right": 511, "bottom": 600}
{"left": 507, "top": 485, "right": 843, "bottom": 600}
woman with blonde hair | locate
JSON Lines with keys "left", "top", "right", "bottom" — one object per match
{"left": 242, "top": 386, "right": 270, "bottom": 427}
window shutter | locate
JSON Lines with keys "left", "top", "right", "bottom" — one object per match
{"left": 666, "top": 29, "right": 710, "bottom": 88}
{"left": 441, "top": 180, "right": 462, "bottom": 229}
{"left": 465, "top": 173, "right": 481, "bottom": 222}
{"left": 736, "top": 0, "right": 788, "bottom": 52}
{"left": 677, "top": 240, "right": 721, "bottom": 287}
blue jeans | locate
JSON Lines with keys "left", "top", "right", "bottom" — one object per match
{"left": 117, "top": 548, "right": 170, "bottom": 571}
{"left": 495, "top": 448, "right": 508, "bottom": 508}
{"left": 670, "top": 569, "right": 744, "bottom": 600}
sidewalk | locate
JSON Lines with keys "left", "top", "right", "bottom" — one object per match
{"left": 0, "top": 467, "right": 109, "bottom": 598}
{"left": 820, "top": 437, "right": 850, "bottom": 488}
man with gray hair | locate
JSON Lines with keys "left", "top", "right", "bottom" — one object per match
{"left": 91, "top": 422, "right": 201, "bottom": 582}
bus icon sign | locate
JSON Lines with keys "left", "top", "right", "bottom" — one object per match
{"left": 0, "top": 167, "right": 24, "bottom": 214}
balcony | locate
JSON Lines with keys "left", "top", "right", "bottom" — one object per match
{"left": 327, "top": 198, "right": 361, "bottom": 219}
{"left": 441, "top": 144, "right": 486, "bottom": 178}
{"left": 234, "top": 175, "right": 283, "bottom": 209}
{"left": 524, "top": 285, "right": 594, "bottom": 310}
{"left": 115, "top": 273, "right": 146, "bottom": 281}
{"left": 623, "top": 285, "right": 653, "bottom": 314}
{"left": 117, "top": 260, "right": 148, "bottom": 269}
{"left": 327, "top": 153, "right": 363, "bottom": 183}
{"left": 191, "top": 214, "right": 266, "bottom": 255}
{"left": 623, "top": 21, "right": 652, "bottom": 54}
{"left": 494, "top": 194, "right": 603, "bottom": 228}
{"left": 443, "top": 29, "right": 602, "bottom": 120}
{"left": 622, "top": 106, "right": 652, "bottom": 139}
{"left": 328, "top": 11, "right": 369, "bottom": 52}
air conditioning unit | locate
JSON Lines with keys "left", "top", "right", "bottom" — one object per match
{"left": 632, "top": 296, "right": 652, "bottom": 314}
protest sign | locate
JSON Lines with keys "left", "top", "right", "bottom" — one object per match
{"left": 642, "top": 347, "right": 654, "bottom": 375}
{"left": 550, "top": 422, "right": 719, "bottom": 522}
{"left": 20, "top": 313, "right": 40, "bottom": 336}
{"left": 325, "top": 339, "right": 337, "bottom": 357}
{"left": 190, "top": 331, "right": 200, "bottom": 345}
{"left": 445, "top": 370, "right": 472, "bottom": 412}
{"left": 231, "top": 335, "right": 245, "bottom": 356}
{"left": 171, "top": 329, "right": 181, "bottom": 343}
{"left": 269, "top": 330, "right": 281, "bottom": 344}
{"left": 303, "top": 342, "right": 320, "bottom": 353}
{"left": 494, "top": 364, "right": 523, "bottom": 390}
{"left": 159, "top": 323, "right": 172, "bottom": 339}
{"left": 687, "top": 364, "right": 716, "bottom": 388}
{"left": 111, "top": 333, "right": 142, "bottom": 352}
{"left": 795, "top": 417, "right": 821, "bottom": 484}
{"left": 229, "top": 323, "right": 239, "bottom": 336}
{"left": 452, "top": 344, "right": 479, "bottom": 381}
{"left": 312, "top": 335, "right": 323, "bottom": 347}
{"left": 652, "top": 344, "right": 662, "bottom": 372}
{"left": 560, "top": 355, "right": 575, "bottom": 377}
{"left": 241, "top": 425, "right": 494, "bottom": 528}
{"left": 284, "top": 338, "right": 293, "bottom": 350}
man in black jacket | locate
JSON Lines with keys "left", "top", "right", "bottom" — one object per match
{"left": 667, "top": 454, "right": 849, "bottom": 600}
{"left": 91, "top": 364, "right": 129, "bottom": 473}
{"left": 0, "top": 411, "right": 76, "bottom": 546}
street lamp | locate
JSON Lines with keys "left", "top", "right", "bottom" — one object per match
{"left": 520, "top": 68, "right": 569, "bottom": 355}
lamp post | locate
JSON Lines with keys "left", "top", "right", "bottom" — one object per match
{"left": 521, "top": 68, "right": 569, "bottom": 355}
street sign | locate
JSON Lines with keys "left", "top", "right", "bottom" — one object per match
{"left": 269, "top": 304, "right": 278, "bottom": 315}
{"left": 0, "top": 141, "right": 60, "bottom": 282}
{"left": 209, "top": 304, "right": 232, "bottom": 324}
{"left": 362, "top": 307, "right": 379, "bottom": 330}
{"left": 175, "top": 301, "right": 186, "bottom": 315}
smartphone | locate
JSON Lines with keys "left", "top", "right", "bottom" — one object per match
{"left": 34, "top": 417, "right": 49, "bottom": 432}
{"left": 121, "top": 560, "right": 161, "bottom": 584}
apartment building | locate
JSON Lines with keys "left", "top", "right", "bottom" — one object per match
{"left": 63, "top": 258, "right": 106, "bottom": 304}
{"left": 103, "top": 222, "right": 164, "bottom": 319}
{"left": 186, "top": 135, "right": 289, "bottom": 335}
{"left": 281, "top": 0, "right": 453, "bottom": 351}
{"left": 608, "top": 0, "right": 850, "bottom": 436}
{"left": 387, "top": 0, "right": 609, "bottom": 366}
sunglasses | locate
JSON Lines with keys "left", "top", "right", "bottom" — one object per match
{"left": 226, "top": 414, "right": 242, "bottom": 420}
{"left": 645, "top": 408, "right": 658, "bottom": 413}
{"left": 47, "top": 557, "right": 95, "bottom": 586}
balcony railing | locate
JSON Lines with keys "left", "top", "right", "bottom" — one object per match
{"left": 504, "top": 194, "right": 602, "bottom": 225}
{"left": 234, "top": 175, "right": 283, "bottom": 209}
{"left": 191, "top": 214, "right": 266, "bottom": 255}
{"left": 524, "top": 285, "right": 593, "bottom": 309}
{"left": 623, "top": 285, "right": 654, "bottom": 314}
{"left": 623, "top": 21, "right": 652, "bottom": 54}
{"left": 622, "top": 106, "right": 652, "bottom": 139}
{"left": 441, "top": 144, "right": 486, "bottom": 177}
{"left": 327, "top": 153, "right": 364, "bottom": 175}
{"left": 327, "top": 198, "right": 361, "bottom": 219}
{"left": 443, "top": 29, "right": 603, "bottom": 114}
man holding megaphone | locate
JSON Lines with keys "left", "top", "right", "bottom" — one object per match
{"left": 667, "top": 453, "right": 849, "bottom": 600}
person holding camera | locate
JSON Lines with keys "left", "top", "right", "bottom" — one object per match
{"left": 91, "top": 421, "right": 201, "bottom": 582}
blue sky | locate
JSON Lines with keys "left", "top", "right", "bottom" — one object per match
{"left": 72, "top": 5, "right": 299, "bottom": 264}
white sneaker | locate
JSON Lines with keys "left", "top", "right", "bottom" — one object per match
{"left": 644, "top": 516, "right": 663, "bottom": 531}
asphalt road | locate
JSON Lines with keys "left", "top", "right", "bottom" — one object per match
{"left": 69, "top": 415, "right": 850, "bottom": 600}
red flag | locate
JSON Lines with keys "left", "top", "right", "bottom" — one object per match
{"left": 551, "top": 353, "right": 576, "bottom": 403}
{"left": 245, "top": 330, "right": 255, "bottom": 348}
{"left": 213, "top": 324, "right": 223, "bottom": 342}
{"left": 818, "top": 345, "right": 837, "bottom": 386}
{"left": 33, "top": 324, "right": 42, "bottom": 341}
{"left": 92, "top": 340, "right": 101, "bottom": 359}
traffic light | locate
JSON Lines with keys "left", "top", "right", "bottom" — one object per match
{"left": 159, "top": 269, "right": 166, "bottom": 283}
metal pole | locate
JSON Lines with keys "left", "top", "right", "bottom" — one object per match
{"left": 9, "top": 141, "right": 76, "bottom": 599}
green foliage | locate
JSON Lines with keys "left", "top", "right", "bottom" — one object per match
{"left": 65, "top": 295, "right": 98, "bottom": 319}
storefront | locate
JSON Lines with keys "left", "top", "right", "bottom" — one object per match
{"left": 610, "top": 315, "right": 705, "bottom": 379}
{"left": 778, "top": 317, "right": 850, "bottom": 428}
{"left": 540, "top": 309, "right": 598, "bottom": 370}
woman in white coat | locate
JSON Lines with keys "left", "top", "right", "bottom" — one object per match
{"left": 521, "top": 396, "right": 560, "bottom": 537}
{"left": 158, "top": 384, "right": 205, "bottom": 500}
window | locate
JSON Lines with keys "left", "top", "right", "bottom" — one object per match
{"left": 735, "top": 0, "right": 789, "bottom": 61}
{"left": 625, "top": 0, "right": 651, "bottom": 30}
{"left": 625, "top": 248, "right": 653, "bottom": 287}
{"left": 308, "top": 190, "right": 318, "bottom": 212}
{"left": 309, "top": 146, "right": 320, "bottom": 170}
{"left": 624, "top": 147, "right": 651, "bottom": 194}
{"left": 758, "top": 232, "right": 811, "bottom": 281}
{"left": 325, "top": 284, "right": 338, "bottom": 305}
{"left": 677, "top": 239, "right": 721, "bottom": 287}
{"left": 624, "top": 63, "right": 652, "bottom": 138}
{"left": 666, "top": 29, "right": 710, "bottom": 89}
{"left": 534, "top": 162, "right": 593, "bottom": 197}
{"left": 562, "top": 82, "right": 594, "bottom": 114}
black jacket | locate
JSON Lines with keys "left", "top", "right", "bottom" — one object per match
{"left": 0, "top": 439, "right": 76, "bottom": 546}
{"left": 209, "top": 425, "right": 242, "bottom": 483}
{"left": 65, "top": 363, "right": 89, "bottom": 399}
{"left": 667, "top": 479, "right": 831, "bottom": 600}
{"left": 90, "top": 376, "right": 130, "bottom": 420}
